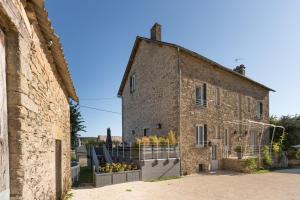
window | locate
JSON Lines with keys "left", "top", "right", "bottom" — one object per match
{"left": 250, "top": 131, "right": 257, "bottom": 146}
{"left": 214, "top": 87, "right": 220, "bottom": 106}
{"left": 130, "top": 74, "right": 136, "bottom": 93}
{"left": 143, "top": 128, "right": 149, "bottom": 136}
{"left": 196, "top": 83, "right": 207, "bottom": 107}
{"left": 196, "top": 124, "right": 207, "bottom": 147}
{"left": 132, "top": 130, "right": 136, "bottom": 135}
{"left": 224, "top": 128, "right": 229, "bottom": 146}
{"left": 256, "top": 101, "right": 263, "bottom": 119}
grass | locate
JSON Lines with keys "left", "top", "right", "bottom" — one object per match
{"left": 63, "top": 192, "right": 73, "bottom": 200}
{"left": 79, "top": 166, "right": 93, "bottom": 184}
{"left": 255, "top": 169, "right": 270, "bottom": 174}
{"left": 145, "top": 176, "right": 181, "bottom": 182}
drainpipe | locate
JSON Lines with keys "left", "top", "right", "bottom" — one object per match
{"left": 177, "top": 47, "right": 182, "bottom": 175}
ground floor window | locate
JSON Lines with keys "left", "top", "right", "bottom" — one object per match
{"left": 196, "top": 124, "right": 207, "bottom": 147}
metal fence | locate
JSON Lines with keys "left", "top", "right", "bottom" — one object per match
{"left": 94, "top": 143, "right": 180, "bottom": 163}
{"left": 222, "top": 144, "right": 271, "bottom": 159}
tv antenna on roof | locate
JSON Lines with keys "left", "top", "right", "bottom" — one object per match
{"left": 234, "top": 58, "right": 244, "bottom": 63}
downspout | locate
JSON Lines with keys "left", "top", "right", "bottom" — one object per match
{"left": 177, "top": 47, "right": 182, "bottom": 175}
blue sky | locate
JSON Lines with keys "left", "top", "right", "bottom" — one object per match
{"left": 46, "top": 0, "right": 300, "bottom": 137}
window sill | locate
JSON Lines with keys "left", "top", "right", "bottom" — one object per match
{"left": 195, "top": 145, "right": 205, "bottom": 149}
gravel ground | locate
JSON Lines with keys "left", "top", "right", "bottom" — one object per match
{"left": 72, "top": 168, "right": 300, "bottom": 200}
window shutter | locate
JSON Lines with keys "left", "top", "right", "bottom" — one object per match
{"left": 196, "top": 126, "right": 199, "bottom": 145}
{"left": 204, "top": 124, "right": 207, "bottom": 146}
{"left": 203, "top": 83, "right": 207, "bottom": 107}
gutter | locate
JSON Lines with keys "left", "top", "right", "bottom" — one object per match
{"left": 177, "top": 47, "right": 182, "bottom": 175}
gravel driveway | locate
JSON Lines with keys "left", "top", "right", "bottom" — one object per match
{"left": 72, "top": 168, "right": 300, "bottom": 200}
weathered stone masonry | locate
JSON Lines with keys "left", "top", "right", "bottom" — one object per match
{"left": 0, "top": 1, "right": 77, "bottom": 200}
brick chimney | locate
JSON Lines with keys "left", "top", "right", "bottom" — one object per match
{"left": 150, "top": 23, "right": 161, "bottom": 41}
{"left": 233, "top": 64, "right": 246, "bottom": 76}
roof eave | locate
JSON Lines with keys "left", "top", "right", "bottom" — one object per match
{"left": 30, "top": 0, "right": 79, "bottom": 102}
{"left": 117, "top": 37, "right": 141, "bottom": 97}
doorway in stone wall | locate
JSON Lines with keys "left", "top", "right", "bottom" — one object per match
{"left": 211, "top": 145, "right": 218, "bottom": 171}
{"left": 55, "top": 140, "right": 62, "bottom": 200}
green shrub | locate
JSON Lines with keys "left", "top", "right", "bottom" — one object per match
{"left": 296, "top": 149, "right": 300, "bottom": 159}
{"left": 149, "top": 135, "right": 159, "bottom": 145}
{"left": 158, "top": 137, "right": 168, "bottom": 146}
{"left": 99, "top": 163, "right": 138, "bottom": 173}
{"left": 245, "top": 158, "right": 257, "bottom": 172}
{"left": 262, "top": 146, "right": 273, "bottom": 167}
{"left": 71, "top": 154, "right": 77, "bottom": 161}
{"left": 272, "top": 142, "right": 281, "bottom": 153}
{"left": 167, "top": 130, "right": 177, "bottom": 145}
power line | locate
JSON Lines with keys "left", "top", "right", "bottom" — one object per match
{"left": 80, "top": 105, "right": 121, "bottom": 115}
{"left": 80, "top": 97, "right": 118, "bottom": 101}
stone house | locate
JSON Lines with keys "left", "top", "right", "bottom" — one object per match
{"left": 0, "top": 0, "right": 77, "bottom": 200}
{"left": 118, "top": 23, "right": 274, "bottom": 174}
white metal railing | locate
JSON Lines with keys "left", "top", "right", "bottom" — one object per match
{"left": 94, "top": 142, "right": 180, "bottom": 163}
{"left": 222, "top": 144, "right": 270, "bottom": 159}
{"left": 196, "top": 99, "right": 207, "bottom": 107}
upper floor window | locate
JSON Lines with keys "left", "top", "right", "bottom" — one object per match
{"left": 143, "top": 128, "right": 149, "bottom": 137}
{"left": 130, "top": 74, "right": 136, "bottom": 93}
{"left": 256, "top": 101, "right": 263, "bottom": 119}
{"left": 196, "top": 124, "right": 207, "bottom": 147}
{"left": 196, "top": 83, "right": 207, "bottom": 107}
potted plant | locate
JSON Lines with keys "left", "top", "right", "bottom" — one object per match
{"left": 234, "top": 145, "right": 243, "bottom": 159}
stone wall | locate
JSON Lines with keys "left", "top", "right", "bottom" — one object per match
{"left": 122, "top": 40, "right": 179, "bottom": 143}
{"left": 222, "top": 158, "right": 249, "bottom": 173}
{"left": 179, "top": 51, "right": 270, "bottom": 174}
{"left": 0, "top": 1, "right": 72, "bottom": 199}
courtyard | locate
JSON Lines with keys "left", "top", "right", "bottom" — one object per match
{"left": 72, "top": 168, "right": 300, "bottom": 200}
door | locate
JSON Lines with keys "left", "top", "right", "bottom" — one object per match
{"left": 224, "top": 128, "right": 229, "bottom": 158}
{"left": 250, "top": 131, "right": 257, "bottom": 155}
{"left": 55, "top": 140, "right": 62, "bottom": 200}
{"left": 211, "top": 145, "right": 218, "bottom": 171}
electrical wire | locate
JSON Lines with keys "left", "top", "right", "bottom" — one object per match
{"left": 80, "top": 97, "right": 118, "bottom": 101}
{"left": 80, "top": 105, "right": 121, "bottom": 115}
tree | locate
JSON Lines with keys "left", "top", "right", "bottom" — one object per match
{"left": 70, "top": 100, "right": 86, "bottom": 148}
{"left": 270, "top": 115, "right": 300, "bottom": 150}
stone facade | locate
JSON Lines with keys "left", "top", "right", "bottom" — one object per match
{"left": 179, "top": 52, "right": 270, "bottom": 174}
{"left": 121, "top": 40, "right": 179, "bottom": 142}
{"left": 119, "top": 24, "right": 272, "bottom": 175}
{"left": 0, "top": 1, "right": 77, "bottom": 199}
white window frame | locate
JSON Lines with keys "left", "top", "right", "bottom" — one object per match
{"left": 196, "top": 86, "right": 204, "bottom": 106}
{"left": 224, "top": 128, "right": 229, "bottom": 147}
{"left": 196, "top": 124, "right": 204, "bottom": 147}
{"left": 130, "top": 74, "right": 136, "bottom": 93}
{"left": 250, "top": 131, "right": 257, "bottom": 146}
{"left": 256, "top": 101, "right": 263, "bottom": 119}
